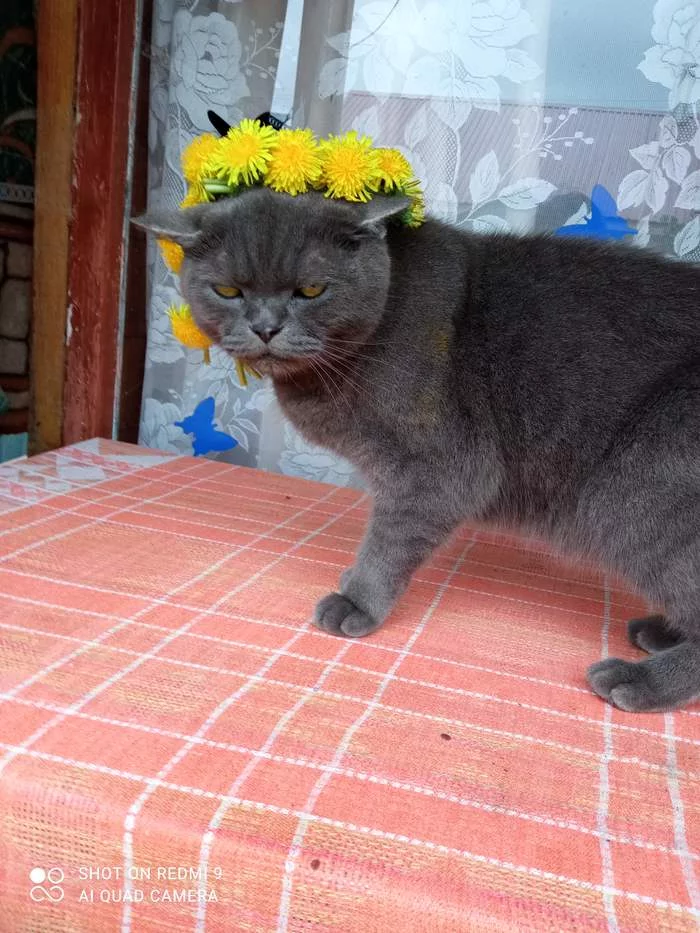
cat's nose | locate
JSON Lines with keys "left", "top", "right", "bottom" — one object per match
{"left": 251, "top": 324, "right": 281, "bottom": 344}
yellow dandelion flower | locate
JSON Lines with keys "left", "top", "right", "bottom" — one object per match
{"left": 208, "top": 119, "right": 277, "bottom": 187}
{"left": 235, "top": 359, "right": 263, "bottom": 387}
{"left": 181, "top": 133, "right": 220, "bottom": 185}
{"left": 167, "top": 303, "right": 213, "bottom": 364}
{"left": 400, "top": 177, "right": 423, "bottom": 198}
{"left": 318, "top": 131, "right": 380, "bottom": 202}
{"left": 265, "top": 128, "right": 322, "bottom": 196}
{"left": 158, "top": 239, "right": 185, "bottom": 274}
{"left": 166, "top": 303, "right": 261, "bottom": 386}
{"left": 180, "top": 183, "right": 211, "bottom": 208}
{"left": 404, "top": 193, "right": 426, "bottom": 228}
{"left": 374, "top": 148, "right": 414, "bottom": 192}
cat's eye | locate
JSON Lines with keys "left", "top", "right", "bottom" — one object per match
{"left": 213, "top": 284, "right": 241, "bottom": 299}
{"left": 295, "top": 284, "right": 326, "bottom": 299}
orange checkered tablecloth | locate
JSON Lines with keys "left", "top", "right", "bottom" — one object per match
{"left": 0, "top": 439, "right": 698, "bottom": 932}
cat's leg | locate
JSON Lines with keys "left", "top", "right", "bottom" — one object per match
{"left": 314, "top": 496, "right": 457, "bottom": 638}
{"left": 578, "top": 380, "right": 700, "bottom": 711}
{"left": 589, "top": 561, "right": 700, "bottom": 711}
{"left": 627, "top": 614, "right": 683, "bottom": 653}
{"left": 586, "top": 547, "right": 700, "bottom": 711}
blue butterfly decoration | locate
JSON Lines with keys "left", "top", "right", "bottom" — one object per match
{"left": 555, "top": 185, "right": 636, "bottom": 241}
{"left": 174, "top": 397, "right": 238, "bottom": 457}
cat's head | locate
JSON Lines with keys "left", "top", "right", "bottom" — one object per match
{"left": 135, "top": 188, "right": 409, "bottom": 378}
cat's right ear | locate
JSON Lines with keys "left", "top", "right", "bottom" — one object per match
{"left": 131, "top": 208, "right": 202, "bottom": 248}
{"left": 353, "top": 195, "right": 412, "bottom": 240}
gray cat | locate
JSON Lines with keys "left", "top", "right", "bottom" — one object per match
{"left": 136, "top": 188, "right": 700, "bottom": 713}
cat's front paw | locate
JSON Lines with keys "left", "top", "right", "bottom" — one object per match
{"left": 313, "top": 592, "right": 382, "bottom": 638}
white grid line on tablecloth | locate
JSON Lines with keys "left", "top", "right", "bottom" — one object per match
{"left": 0, "top": 477, "right": 345, "bottom": 783}
{"left": 0, "top": 582, "right": 596, "bottom": 697}
{"left": 275, "top": 539, "right": 476, "bottom": 932}
{"left": 664, "top": 712, "right": 700, "bottom": 910}
{"left": 598, "top": 582, "right": 620, "bottom": 933}
{"left": 4, "top": 686, "right": 697, "bottom": 784}
{"left": 0, "top": 457, "right": 207, "bottom": 556}
{"left": 0, "top": 456, "right": 197, "bottom": 534}
{"left": 1, "top": 688, "right": 691, "bottom": 861}
{"left": 2, "top": 611, "right": 696, "bottom": 753}
{"left": 37, "top": 511, "right": 626, "bottom": 623}
{"left": 11, "top": 469, "right": 353, "bottom": 508}
{"left": 16, "top": 488, "right": 643, "bottom": 602}
{"left": 3, "top": 652, "right": 694, "bottom": 789}
{"left": 9, "top": 467, "right": 605, "bottom": 560}
{"left": 116, "top": 492, "right": 365, "bottom": 931}
{"left": 0, "top": 593, "right": 591, "bottom": 696}
{"left": 54, "top": 508, "right": 641, "bottom": 614}
{"left": 1, "top": 608, "right": 692, "bottom": 748}
{"left": 192, "top": 638, "right": 356, "bottom": 930}
{"left": 1, "top": 742, "right": 697, "bottom": 918}
{"left": 0, "top": 460, "right": 213, "bottom": 708}
{"left": 0, "top": 459, "right": 145, "bottom": 515}
{"left": 4, "top": 506, "right": 638, "bottom": 631}
{"left": 1, "top": 466, "right": 358, "bottom": 535}
{"left": 1, "top": 455, "right": 360, "bottom": 548}
{"left": 0, "top": 443, "right": 166, "bottom": 490}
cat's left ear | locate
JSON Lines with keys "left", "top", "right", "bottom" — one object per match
{"left": 131, "top": 207, "right": 204, "bottom": 248}
{"left": 357, "top": 195, "right": 411, "bottom": 238}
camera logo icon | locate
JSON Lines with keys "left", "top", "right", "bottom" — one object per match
{"left": 29, "top": 867, "right": 65, "bottom": 903}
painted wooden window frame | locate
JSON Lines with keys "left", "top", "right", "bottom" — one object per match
{"left": 31, "top": 0, "right": 146, "bottom": 453}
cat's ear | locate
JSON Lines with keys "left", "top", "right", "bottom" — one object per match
{"left": 357, "top": 195, "right": 412, "bottom": 238}
{"left": 131, "top": 208, "right": 203, "bottom": 248}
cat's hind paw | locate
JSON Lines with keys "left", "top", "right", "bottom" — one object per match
{"left": 313, "top": 592, "right": 382, "bottom": 638}
{"left": 587, "top": 645, "right": 700, "bottom": 712}
{"left": 587, "top": 657, "right": 663, "bottom": 711}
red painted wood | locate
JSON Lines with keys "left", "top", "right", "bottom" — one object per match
{"left": 63, "top": 0, "right": 139, "bottom": 444}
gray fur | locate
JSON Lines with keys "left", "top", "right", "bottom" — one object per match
{"left": 136, "top": 188, "right": 700, "bottom": 713}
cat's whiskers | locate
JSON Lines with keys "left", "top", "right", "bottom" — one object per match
{"left": 320, "top": 348, "right": 408, "bottom": 394}
{"left": 308, "top": 358, "right": 342, "bottom": 411}
{"left": 308, "top": 358, "right": 364, "bottom": 437}
{"left": 315, "top": 356, "right": 403, "bottom": 411}
{"left": 316, "top": 356, "right": 363, "bottom": 413}
{"left": 326, "top": 336, "right": 393, "bottom": 349}
{"left": 324, "top": 342, "right": 416, "bottom": 380}
{"left": 306, "top": 357, "right": 350, "bottom": 419}
{"left": 316, "top": 352, "right": 373, "bottom": 397}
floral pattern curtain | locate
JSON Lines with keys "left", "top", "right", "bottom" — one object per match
{"left": 140, "top": 0, "right": 700, "bottom": 486}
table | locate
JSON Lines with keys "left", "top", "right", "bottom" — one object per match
{"left": 1, "top": 439, "right": 698, "bottom": 931}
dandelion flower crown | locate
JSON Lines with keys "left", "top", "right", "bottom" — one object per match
{"left": 162, "top": 111, "right": 425, "bottom": 385}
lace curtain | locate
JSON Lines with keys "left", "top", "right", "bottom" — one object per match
{"left": 139, "top": 0, "right": 700, "bottom": 486}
